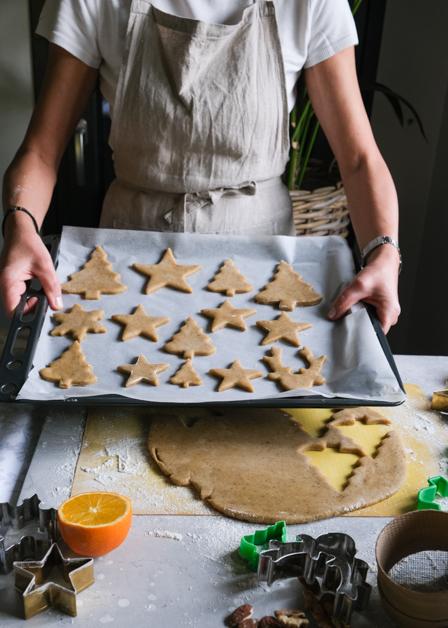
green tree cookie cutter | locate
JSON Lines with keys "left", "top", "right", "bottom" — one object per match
{"left": 239, "top": 521, "right": 287, "bottom": 571}
{"left": 417, "top": 475, "right": 448, "bottom": 511}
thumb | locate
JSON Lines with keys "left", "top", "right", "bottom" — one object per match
{"left": 328, "top": 277, "right": 369, "bottom": 321}
{"left": 34, "top": 263, "right": 63, "bottom": 311}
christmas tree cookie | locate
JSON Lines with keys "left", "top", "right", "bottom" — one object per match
{"left": 207, "top": 259, "right": 252, "bottom": 297}
{"left": 164, "top": 317, "right": 215, "bottom": 359}
{"left": 62, "top": 246, "right": 126, "bottom": 300}
{"left": 169, "top": 359, "right": 202, "bottom": 388}
{"left": 51, "top": 304, "right": 106, "bottom": 342}
{"left": 133, "top": 248, "right": 201, "bottom": 294}
{"left": 255, "top": 261, "right": 322, "bottom": 311}
{"left": 40, "top": 341, "right": 97, "bottom": 388}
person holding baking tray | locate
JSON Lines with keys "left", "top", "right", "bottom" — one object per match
{"left": 0, "top": 0, "right": 401, "bottom": 333}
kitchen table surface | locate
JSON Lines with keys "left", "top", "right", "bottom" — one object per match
{"left": 0, "top": 355, "right": 446, "bottom": 627}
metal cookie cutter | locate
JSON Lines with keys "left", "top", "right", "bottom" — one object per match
{"left": 0, "top": 494, "right": 57, "bottom": 574}
{"left": 14, "top": 543, "right": 94, "bottom": 619}
{"left": 258, "top": 532, "right": 371, "bottom": 624}
{"left": 417, "top": 475, "right": 448, "bottom": 511}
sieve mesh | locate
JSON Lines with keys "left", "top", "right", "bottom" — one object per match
{"left": 388, "top": 550, "right": 448, "bottom": 592}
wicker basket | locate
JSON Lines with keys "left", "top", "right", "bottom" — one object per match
{"left": 290, "top": 182, "right": 350, "bottom": 237}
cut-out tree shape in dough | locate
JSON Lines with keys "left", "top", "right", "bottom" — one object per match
{"left": 325, "top": 408, "right": 392, "bottom": 457}
{"left": 255, "top": 261, "right": 322, "bottom": 311}
{"left": 40, "top": 341, "right": 97, "bottom": 388}
{"left": 263, "top": 346, "right": 326, "bottom": 390}
{"left": 303, "top": 446, "right": 360, "bottom": 493}
{"left": 62, "top": 246, "right": 127, "bottom": 300}
{"left": 51, "top": 304, "right": 106, "bottom": 341}
{"left": 170, "top": 359, "right": 202, "bottom": 388}
{"left": 132, "top": 248, "right": 201, "bottom": 294}
{"left": 207, "top": 259, "right": 252, "bottom": 297}
{"left": 164, "top": 317, "right": 216, "bottom": 359}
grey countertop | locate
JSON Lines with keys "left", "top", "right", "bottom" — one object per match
{"left": 0, "top": 355, "right": 446, "bottom": 627}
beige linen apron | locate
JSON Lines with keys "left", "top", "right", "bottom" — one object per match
{"left": 101, "top": 0, "right": 295, "bottom": 235}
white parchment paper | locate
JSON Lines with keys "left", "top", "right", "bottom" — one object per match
{"left": 18, "top": 226, "right": 405, "bottom": 404}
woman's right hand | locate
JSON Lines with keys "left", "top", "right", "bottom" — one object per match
{"left": 0, "top": 214, "right": 62, "bottom": 317}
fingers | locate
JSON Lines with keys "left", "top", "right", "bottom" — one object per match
{"left": 328, "top": 274, "right": 370, "bottom": 320}
{"left": 34, "top": 260, "right": 63, "bottom": 311}
{"left": 2, "top": 278, "right": 27, "bottom": 318}
{"left": 375, "top": 301, "right": 401, "bottom": 334}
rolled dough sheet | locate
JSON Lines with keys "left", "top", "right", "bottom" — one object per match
{"left": 71, "top": 384, "right": 447, "bottom": 518}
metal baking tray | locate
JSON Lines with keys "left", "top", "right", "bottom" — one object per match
{"left": 0, "top": 234, "right": 404, "bottom": 408}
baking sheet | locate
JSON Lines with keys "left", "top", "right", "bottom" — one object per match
{"left": 18, "top": 226, "right": 405, "bottom": 404}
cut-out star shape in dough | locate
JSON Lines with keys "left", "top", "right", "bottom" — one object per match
{"left": 51, "top": 304, "right": 106, "bottom": 341}
{"left": 117, "top": 355, "right": 169, "bottom": 387}
{"left": 209, "top": 360, "right": 263, "bottom": 393}
{"left": 132, "top": 248, "right": 201, "bottom": 294}
{"left": 111, "top": 304, "right": 169, "bottom": 341}
{"left": 256, "top": 312, "right": 312, "bottom": 346}
{"left": 201, "top": 300, "right": 256, "bottom": 332}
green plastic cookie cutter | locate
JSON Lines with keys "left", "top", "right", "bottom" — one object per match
{"left": 417, "top": 475, "right": 448, "bottom": 511}
{"left": 239, "top": 521, "right": 287, "bottom": 571}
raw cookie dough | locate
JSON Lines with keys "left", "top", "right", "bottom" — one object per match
{"left": 201, "top": 300, "right": 256, "bottom": 332}
{"left": 62, "top": 245, "right": 127, "bottom": 299}
{"left": 111, "top": 305, "right": 169, "bottom": 342}
{"left": 209, "top": 360, "right": 263, "bottom": 392}
{"left": 169, "top": 359, "right": 202, "bottom": 388}
{"left": 256, "top": 312, "right": 312, "bottom": 346}
{"left": 40, "top": 341, "right": 96, "bottom": 388}
{"left": 164, "top": 317, "right": 216, "bottom": 359}
{"left": 51, "top": 304, "right": 106, "bottom": 341}
{"left": 263, "top": 346, "right": 326, "bottom": 390}
{"left": 132, "top": 248, "right": 201, "bottom": 294}
{"left": 207, "top": 259, "right": 252, "bottom": 296}
{"left": 148, "top": 407, "right": 406, "bottom": 523}
{"left": 117, "top": 355, "right": 168, "bottom": 387}
{"left": 255, "top": 261, "right": 322, "bottom": 310}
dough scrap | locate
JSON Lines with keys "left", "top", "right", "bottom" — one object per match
{"left": 40, "top": 341, "right": 96, "bottom": 388}
{"left": 164, "top": 317, "right": 216, "bottom": 359}
{"left": 255, "top": 261, "right": 322, "bottom": 311}
{"left": 207, "top": 259, "right": 252, "bottom": 296}
{"left": 256, "top": 312, "right": 312, "bottom": 346}
{"left": 117, "top": 355, "right": 168, "bottom": 387}
{"left": 148, "top": 407, "right": 406, "bottom": 523}
{"left": 51, "top": 304, "right": 106, "bottom": 341}
{"left": 111, "top": 305, "right": 169, "bottom": 342}
{"left": 201, "top": 300, "right": 256, "bottom": 332}
{"left": 62, "top": 246, "right": 127, "bottom": 300}
{"left": 209, "top": 360, "right": 263, "bottom": 393}
{"left": 263, "top": 346, "right": 326, "bottom": 390}
{"left": 170, "top": 359, "right": 202, "bottom": 388}
{"left": 132, "top": 248, "right": 201, "bottom": 294}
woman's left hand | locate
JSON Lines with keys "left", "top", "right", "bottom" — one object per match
{"left": 327, "top": 244, "right": 401, "bottom": 334}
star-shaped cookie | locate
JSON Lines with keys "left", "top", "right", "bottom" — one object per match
{"left": 51, "top": 304, "right": 106, "bottom": 341}
{"left": 256, "top": 312, "right": 312, "bottom": 346}
{"left": 111, "top": 305, "right": 170, "bottom": 341}
{"left": 201, "top": 300, "right": 256, "bottom": 332}
{"left": 209, "top": 360, "right": 263, "bottom": 393}
{"left": 117, "top": 355, "right": 169, "bottom": 387}
{"left": 132, "top": 248, "right": 201, "bottom": 294}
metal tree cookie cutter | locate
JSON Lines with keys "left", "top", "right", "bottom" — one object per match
{"left": 0, "top": 493, "right": 58, "bottom": 574}
{"left": 417, "top": 475, "right": 448, "bottom": 511}
{"left": 257, "top": 532, "right": 371, "bottom": 624}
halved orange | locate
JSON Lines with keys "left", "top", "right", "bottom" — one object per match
{"left": 58, "top": 492, "right": 132, "bottom": 557}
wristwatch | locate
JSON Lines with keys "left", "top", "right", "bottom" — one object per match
{"left": 361, "top": 235, "right": 402, "bottom": 272}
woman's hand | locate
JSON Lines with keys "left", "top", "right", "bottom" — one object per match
{"left": 0, "top": 213, "right": 62, "bottom": 317}
{"left": 328, "top": 244, "right": 401, "bottom": 334}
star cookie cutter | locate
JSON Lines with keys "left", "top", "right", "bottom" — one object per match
{"left": 417, "top": 475, "right": 448, "bottom": 511}
{"left": 0, "top": 494, "right": 57, "bottom": 574}
{"left": 258, "top": 532, "right": 371, "bottom": 624}
{"left": 239, "top": 521, "right": 287, "bottom": 571}
{"left": 14, "top": 542, "right": 94, "bottom": 619}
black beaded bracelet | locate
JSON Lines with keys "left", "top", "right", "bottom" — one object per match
{"left": 2, "top": 206, "right": 40, "bottom": 238}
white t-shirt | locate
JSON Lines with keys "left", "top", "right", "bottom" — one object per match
{"left": 37, "top": 0, "right": 358, "bottom": 112}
